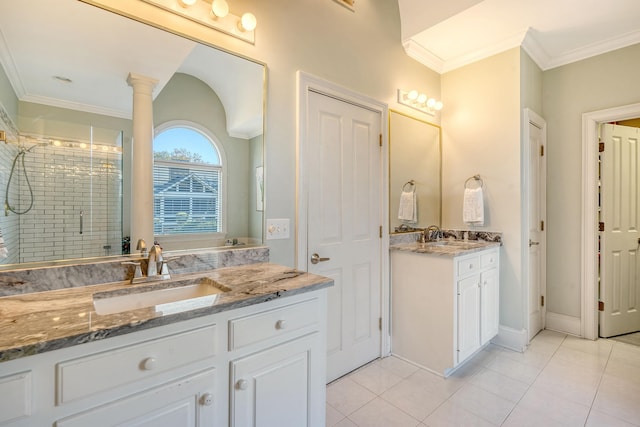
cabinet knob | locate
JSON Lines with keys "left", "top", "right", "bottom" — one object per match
{"left": 141, "top": 357, "right": 156, "bottom": 371}
{"left": 275, "top": 319, "right": 287, "bottom": 330}
{"left": 236, "top": 379, "right": 249, "bottom": 390}
{"left": 469, "top": 264, "right": 474, "bottom": 269}
{"left": 200, "top": 393, "right": 214, "bottom": 406}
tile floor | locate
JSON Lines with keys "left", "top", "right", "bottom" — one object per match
{"left": 326, "top": 330, "right": 640, "bottom": 426}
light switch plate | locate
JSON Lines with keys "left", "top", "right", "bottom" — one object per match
{"left": 266, "top": 218, "right": 290, "bottom": 240}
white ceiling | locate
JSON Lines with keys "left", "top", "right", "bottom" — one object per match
{"left": 398, "top": 0, "right": 640, "bottom": 73}
{"left": 0, "top": 0, "right": 263, "bottom": 139}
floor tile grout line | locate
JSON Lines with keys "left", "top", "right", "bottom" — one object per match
{"left": 581, "top": 340, "right": 616, "bottom": 427}
{"left": 494, "top": 332, "right": 568, "bottom": 426}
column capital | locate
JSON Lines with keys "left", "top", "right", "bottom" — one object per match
{"left": 127, "top": 73, "right": 158, "bottom": 94}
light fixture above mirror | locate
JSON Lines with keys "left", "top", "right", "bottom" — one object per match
{"left": 397, "top": 89, "right": 443, "bottom": 116}
{"left": 141, "top": 0, "right": 257, "bottom": 44}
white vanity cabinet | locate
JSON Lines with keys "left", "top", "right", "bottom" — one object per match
{"left": 228, "top": 298, "right": 324, "bottom": 427}
{"left": 391, "top": 246, "right": 499, "bottom": 376}
{"left": 0, "top": 291, "right": 327, "bottom": 427}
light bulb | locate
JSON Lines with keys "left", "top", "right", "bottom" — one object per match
{"left": 211, "top": 0, "right": 229, "bottom": 18}
{"left": 426, "top": 98, "right": 436, "bottom": 109}
{"left": 435, "top": 101, "right": 443, "bottom": 111}
{"left": 239, "top": 12, "right": 257, "bottom": 32}
{"left": 416, "top": 93, "right": 427, "bottom": 104}
{"left": 177, "top": 0, "right": 197, "bottom": 7}
{"left": 407, "top": 90, "right": 418, "bottom": 101}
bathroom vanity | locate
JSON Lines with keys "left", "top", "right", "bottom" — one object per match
{"left": 390, "top": 239, "right": 500, "bottom": 376}
{"left": 0, "top": 261, "right": 332, "bottom": 427}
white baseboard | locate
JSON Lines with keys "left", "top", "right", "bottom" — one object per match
{"left": 492, "top": 325, "right": 528, "bottom": 352}
{"left": 545, "top": 311, "right": 582, "bottom": 337}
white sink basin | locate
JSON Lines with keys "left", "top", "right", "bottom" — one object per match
{"left": 93, "top": 278, "right": 231, "bottom": 316}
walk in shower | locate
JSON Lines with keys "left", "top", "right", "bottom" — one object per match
{"left": 0, "top": 125, "right": 123, "bottom": 265}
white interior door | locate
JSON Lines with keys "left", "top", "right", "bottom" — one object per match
{"left": 600, "top": 123, "right": 640, "bottom": 337}
{"left": 526, "top": 112, "right": 547, "bottom": 342}
{"left": 306, "top": 90, "right": 382, "bottom": 382}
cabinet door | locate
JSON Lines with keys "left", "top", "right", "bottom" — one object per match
{"left": 457, "top": 275, "right": 481, "bottom": 363}
{"left": 481, "top": 268, "right": 499, "bottom": 345}
{"left": 231, "top": 334, "right": 318, "bottom": 427}
{"left": 56, "top": 369, "right": 215, "bottom": 427}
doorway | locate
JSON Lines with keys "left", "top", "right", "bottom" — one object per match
{"left": 599, "top": 121, "right": 640, "bottom": 338}
{"left": 581, "top": 102, "right": 640, "bottom": 340}
{"left": 524, "top": 109, "right": 547, "bottom": 342}
{"left": 296, "top": 72, "right": 388, "bottom": 383}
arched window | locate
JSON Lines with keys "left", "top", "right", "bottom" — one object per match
{"left": 153, "top": 124, "right": 224, "bottom": 236}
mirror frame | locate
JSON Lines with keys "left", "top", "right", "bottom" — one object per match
{"left": 388, "top": 109, "right": 442, "bottom": 233}
{"left": 0, "top": 0, "right": 267, "bottom": 271}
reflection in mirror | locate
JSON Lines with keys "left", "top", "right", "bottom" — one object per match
{"left": 389, "top": 110, "right": 441, "bottom": 233}
{"left": 0, "top": 0, "right": 264, "bottom": 267}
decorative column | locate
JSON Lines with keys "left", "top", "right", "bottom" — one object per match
{"left": 127, "top": 72, "right": 158, "bottom": 250}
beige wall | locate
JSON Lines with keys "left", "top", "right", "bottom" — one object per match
{"left": 543, "top": 42, "right": 640, "bottom": 318}
{"left": 441, "top": 48, "right": 524, "bottom": 329}
{"left": 91, "top": 0, "right": 441, "bottom": 266}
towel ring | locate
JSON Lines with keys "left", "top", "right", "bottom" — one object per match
{"left": 464, "top": 174, "right": 483, "bottom": 189}
{"left": 402, "top": 180, "right": 415, "bottom": 192}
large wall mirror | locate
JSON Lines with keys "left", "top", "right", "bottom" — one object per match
{"left": 0, "top": 0, "right": 264, "bottom": 267}
{"left": 389, "top": 110, "right": 441, "bottom": 232}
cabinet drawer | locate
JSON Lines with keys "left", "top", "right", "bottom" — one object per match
{"left": 481, "top": 250, "right": 498, "bottom": 269}
{"left": 229, "top": 298, "right": 319, "bottom": 351}
{"left": 457, "top": 256, "right": 480, "bottom": 277}
{"left": 0, "top": 371, "right": 31, "bottom": 424}
{"left": 56, "top": 369, "right": 216, "bottom": 427}
{"left": 56, "top": 324, "right": 216, "bottom": 405}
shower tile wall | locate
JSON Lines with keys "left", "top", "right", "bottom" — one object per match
{"left": 0, "top": 140, "right": 21, "bottom": 265}
{"left": 18, "top": 145, "right": 122, "bottom": 263}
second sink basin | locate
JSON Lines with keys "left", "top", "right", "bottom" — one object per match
{"left": 93, "top": 278, "right": 232, "bottom": 316}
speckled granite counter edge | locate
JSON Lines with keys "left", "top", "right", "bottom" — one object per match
{"left": 390, "top": 241, "right": 501, "bottom": 257}
{"left": 0, "top": 263, "right": 333, "bottom": 362}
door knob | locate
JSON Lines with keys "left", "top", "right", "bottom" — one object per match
{"left": 310, "top": 253, "right": 330, "bottom": 264}
{"left": 529, "top": 239, "right": 540, "bottom": 247}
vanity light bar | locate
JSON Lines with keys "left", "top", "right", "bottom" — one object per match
{"left": 141, "top": 0, "right": 256, "bottom": 44}
{"left": 397, "top": 89, "right": 443, "bottom": 116}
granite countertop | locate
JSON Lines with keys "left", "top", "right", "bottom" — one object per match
{"left": 390, "top": 239, "right": 501, "bottom": 256}
{"left": 0, "top": 262, "right": 333, "bottom": 362}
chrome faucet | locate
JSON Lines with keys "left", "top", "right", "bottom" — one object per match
{"left": 420, "top": 224, "right": 442, "bottom": 242}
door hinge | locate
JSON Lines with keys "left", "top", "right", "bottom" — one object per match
{"left": 540, "top": 145, "right": 544, "bottom": 156}
{"left": 540, "top": 220, "right": 545, "bottom": 231}
{"left": 541, "top": 295, "right": 545, "bottom": 307}
{"left": 379, "top": 317, "right": 382, "bottom": 331}
{"left": 379, "top": 225, "right": 382, "bottom": 238}
{"left": 599, "top": 141, "right": 605, "bottom": 152}
{"left": 598, "top": 301, "right": 604, "bottom": 311}
{"left": 379, "top": 134, "right": 382, "bottom": 147}
{"left": 599, "top": 222, "right": 605, "bottom": 232}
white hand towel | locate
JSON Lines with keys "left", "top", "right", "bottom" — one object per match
{"left": 398, "top": 190, "right": 417, "bottom": 222}
{"left": 463, "top": 187, "right": 484, "bottom": 225}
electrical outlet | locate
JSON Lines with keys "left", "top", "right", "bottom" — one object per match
{"left": 266, "top": 218, "right": 290, "bottom": 240}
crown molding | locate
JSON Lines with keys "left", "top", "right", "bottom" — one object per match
{"left": 520, "top": 31, "right": 551, "bottom": 70}
{"left": 402, "top": 39, "right": 444, "bottom": 74}
{"left": 20, "top": 94, "right": 131, "bottom": 119}
{"left": 543, "top": 28, "right": 640, "bottom": 70}
{"left": 440, "top": 29, "right": 529, "bottom": 73}
{"left": 405, "top": 27, "right": 640, "bottom": 74}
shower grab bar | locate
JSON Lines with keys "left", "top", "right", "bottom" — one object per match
{"left": 79, "top": 210, "right": 83, "bottom": 235}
